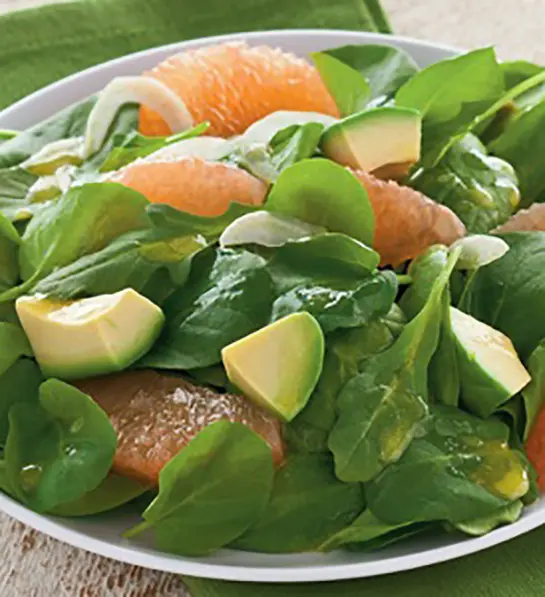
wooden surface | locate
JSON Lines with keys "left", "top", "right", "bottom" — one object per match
{"left": 0, "top": 1, "right": 544, "bottom": 595}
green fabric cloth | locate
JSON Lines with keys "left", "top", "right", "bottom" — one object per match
{"left": 0, "top": 1, "right": 543, "bottom": 596}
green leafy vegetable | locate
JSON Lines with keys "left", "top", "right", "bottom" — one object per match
{"left": 126, "top": 421, "right": 273, "bottom": 556}
{"left": 409, "top": 134, "right": 519, "bottom": 233}
{"left": 144, "top": 248, "right": 274, "bottom": 370}
{"left": 0, "top": 213, "right": 19, "bottom": 292}
{"left": 18, "top": 182, "right": 149, "bottom": 281}
{"left": 268, "top": 123, "right": 325, "bottom": 174}
{"left": 328, "top": 248, "right": 460, "bottom": 482}
{"left": 452, "top": 500, "right": 523, "bottom": 536}
{"left": 31, "top": 228, "right": 206, "bottom": 301}
{"left": 5, "top": 379, "right": 117, "bottom": 512}
{"left": 366, "top": 405, "right": 529, "bottom": 525}
{"left": 0, "top": 359, "right": 42, "bottom": 443}
{"left": 522, "top": 339, "right": 545, "bottom": 441}
{"left": 396, "top": 48, "right": 504, "bottom": 165}
{"left": 51, "top": 475, "right": 147, "bottom": 517}
{"left": 287, "top": 320, "right": 394, "bottom": 453}
{"left": 0, "top": 323, "right": 33, "bottom": 377}
{"left": 311, "top": 53, "right": 370, "bottom": 116}
{"left": 265, "top": 159, "right": 374, "bottom": 246}
{"left": 234, "top": 454, "right": 363, "bottom": 553}
{"left": 461, "top": 231, "right": 545, "bottom": 360}
{"left": 324, "top": 44, "right": 418, "bottom": 106}
{"left": 0, "top": 167, "right": 39, "bottom": 222}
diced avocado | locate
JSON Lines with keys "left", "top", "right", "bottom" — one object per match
{"left": 222, "top": 312, "right": 324, "bottom": 421}
{"left": 450, "top": 307, "right": 531, "bottom": 417}
{"left": 320, "top": 107, "right": 421, "bottom": 179}
{"left": 16, "top": 289, "right": 164, "bottom": 380}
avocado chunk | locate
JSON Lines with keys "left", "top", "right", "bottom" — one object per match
{"left": 320, "top": 106, "right": 421, "bottom": 179}
{"left": 222, "top": 312, "right": 325, "bottom": 421}
{"left": 450, "top": 307, "right": 530, "bottom": 417}
{"left": 16, "top": 289, "right": 164, "bottom": 380}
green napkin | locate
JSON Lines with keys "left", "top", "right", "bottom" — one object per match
{"left": 0, "top": 1, "right": 543, "bottom": 596}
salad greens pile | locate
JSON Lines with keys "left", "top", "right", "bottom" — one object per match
{"left": 0, "top": 40, "right": 545, "bottom": 559}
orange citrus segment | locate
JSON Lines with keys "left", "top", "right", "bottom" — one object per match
{"left": 352, "top": 170, "right": 467, "bottom": 266}
{"left": 139, "top": 42, "right": 339, "bottom": 137}
{"left": 494, "top": 203, "right": 545, "bottom": 234}
{"left": 526, "top": 405, "right": 545, "bottom": 492}
{"left": 111, "top": 156, "right": 267, "bottom": 216}
{"left": 75, "top": 370, "right": 284, "bottom": 486}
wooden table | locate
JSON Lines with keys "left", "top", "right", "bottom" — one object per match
{"left": 0, "top": 1, "right": 544, "bottom": 595}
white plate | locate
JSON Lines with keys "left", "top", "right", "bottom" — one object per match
{"left": 1, "top": 29, "right": 542, "bottom": 584}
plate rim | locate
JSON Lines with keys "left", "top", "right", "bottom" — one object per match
{"left": 1, "top": 28, "right": 542, "bottom": 584}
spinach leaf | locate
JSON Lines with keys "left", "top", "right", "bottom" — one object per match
{"left": 409, "top": 134, "right": 519, "bottom": 233}
{"left": 147, "top": 202, "right": 255, "bottom": 240}
{"left": 18, "top": 182, "right": 149, "bottom": 281}
{"left": 502, "top": 61, "right": 543, "bottom": 90}
{"left": 522, "top": 339, "right": 545, "bottom": 441}
{"left": 31, "top": 229, "right": 206, "bottom": 302}
{"left": 366, "top": 406, "right": 528, "bottom": 525}
{"left": 287, "top": 320, "right": 394, "bottom": 453}
{"left": 0, "top": 214, "right": 19, "bottom": 292}
{"left": 311, "top": 53, "right": 370, "bottom": 116}
{"left": 0, "top": 359, "right": 42, "bottom": 444}
{"left": 234, "top": 454, "right": 363, "bottom": 553}
{"left": 320, "top": 509, "right": 429, "bottom": 552}
{"left": 0, "top": 167, "right": 39, "bottom": 222}
{"left": 324, "top": 44, "right": 418, "bottom": 106}
{"left": 51, "top": 475, "right": 147, "bottom": 517}
{"left": 5, "top": 379, "right": 117, "bottom": 512}
{"left": 126, "top": 421, "right": 273, "bottom": 556}
{"left": 144, "top": 248, "right": 274, "bottom": 370}
{"left": 0, "top": 97, "right": 95, "bottom": 169}
{"left": 461, "top": 231, "right": 545, "bottom": 360}
{"left": 396, "top": 48, "right": 504, "bottom": 166}
{"left": 400, "top": 246, "right": 460, "bottom": 406}
{"left": 452, "top": 500, "right": 523, "bottom": 536}
{"left": 328, "top": 248, "right": 460, "bottom": 483}
{"left": 100, "top": 123, "right": 209, "bottom": 171}
{"left": 0, "top": 323, "right": 33, "bottom": 377}
{"left": 489, "top": 99, "right": 545, "bottom": 207}
{"left": 0, "top": 131, "right": 17, "bottom": 145}
{"left": 265, "top": 159, "right": 374, "bottom": 246}
{"left": 268, "top": 123, "right": 325, "bottom": 174}
{"left": 265, "top": 234, "right": 393, "bottom": 333}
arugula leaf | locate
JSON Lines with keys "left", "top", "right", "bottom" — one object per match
{"left": 320, "top": 509, "right": 430, "bottom": 552}
{"left": 522, "top": 340, "right": 545, "bottom": 441}
{"left": 366, "top": 405, "right": 528, "bottom": 525}
{"left": 0, "top": 167, "right": 39, "bottom": 222}
{"left": 126, "top": 421, "right": 273, "bottom": 556}
{"left": 311, "top": 53, "right": 370, "bottom": 117}
{"left": 265, "top": 159, "right": 374, "bottom": 246}
{"left": 328, "top": 248, "right": 460, "bottom": 482}
{"left": 99, "top": 122, "right": 209, "bottom": 172}
{"left": 5, "top": 379, "right": 117, "bottom": 512}
{"left": 396, "top": 48, "right": 504, "bottom": 166}
{"left": 410, "top": 134, "right": 519, "bottom": 233}
{"left": 18, "top": 182, "right": 149, "bottom": 281}
{"left": 0, "top": 360, "right": 42, "bottom": 444}
{"left": 286, "top": 320, "right": 394, "bottom": 453}
{"left": 234, "top": 454, "right": 363, "bottom": 553}
{"left": 51, "top": 475, "right": 147, "bottom": 517}
{"left": 461, "top": 231, "right": 545, "bottom": 360}
{"left": 324, "top": 44, "right": 418, "bottom": 106}
{"left": 31, "top": 229, "right": 206, "bottom": 302}
{"left": 143, "top": 248, "right": 274, "bottom": 370}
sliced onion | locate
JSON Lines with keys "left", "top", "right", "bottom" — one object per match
{"left": 451, "top": 235, "right": 509, "bottom": 270}
{"left": 145, "top": 137, "right": 234, "bottom": 163}
{"left": 21, "top": 137, "right": 84, "bottom": 175}
{"left": 83, "top": 76, "right": 194, "bottom": 159}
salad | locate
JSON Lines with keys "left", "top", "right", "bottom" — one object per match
{"left": 0, "top": 39, "right": 545, "bottom": 558}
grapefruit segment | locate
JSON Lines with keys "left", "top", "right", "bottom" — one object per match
{"left": 352, "top": 170, "right": 466, "bottom": 266}
{"left": 526, "top": 406, "right": 545, "bottom": 492}
{"left": 111, "top": 156, "right": 267, "bottom": 216}
{"left": 139, "top": 42, "right": 339, "bottom": 138}
{"left": 75, "top": 370, "right": 284, "bottom": 486}
{"left": 493, "top": 203, "right": 545, "bottom": 234}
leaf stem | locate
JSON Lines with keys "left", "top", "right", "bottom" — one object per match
{"left": 396, "top": 274, "right": 413, "bottom": 285}
{"left": 123, "top": 519, "right": 152, "bottom": 539}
